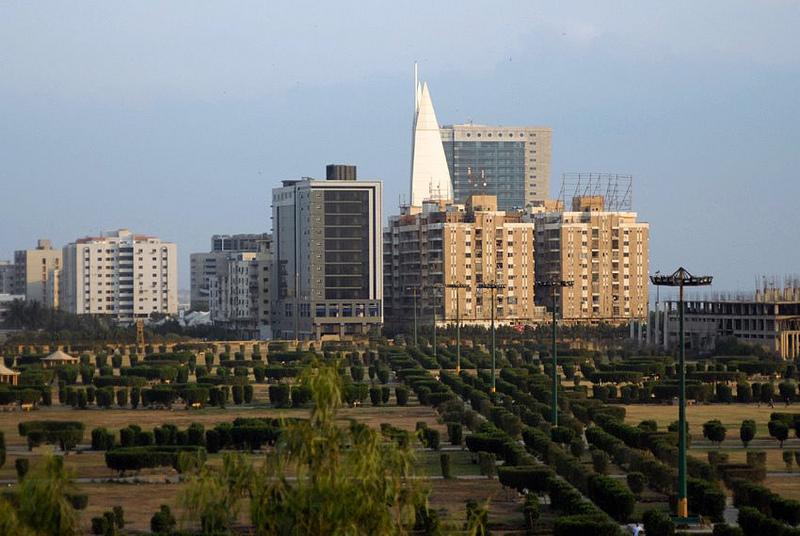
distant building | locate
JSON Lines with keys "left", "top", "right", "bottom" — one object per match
{"left": 0, "top": 261, "right": 15, "bottom": 294}
{"left": 190, "top": 233, "right": 269, "bottom": 311}
{"left": 12, "top": 239, "right": 62, "bottom": 306}
{"left": 531, "top": 196, "right": 649, "bottom": 323}
{"left": 440, "top": 124, "right": 552, "bottom": 210}
{"left": 271, "top": 165, "right": 382, "bottom": 340}
{"left": 60, "top": 229, "right": 178, "bottom": 324}
{"left": 409, "top": 70, "right": 453, "bottom": 207}
{"left": 207, "top": 236, "right": 272, "bottom": 339}
{"left": 659, "top": 286, "right": 800, "bottom": 359}
{"left": 384, "top": 195, "right": 546, "bottom": 329}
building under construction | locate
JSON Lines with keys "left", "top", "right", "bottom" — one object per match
{"left": 656, "top": 281, "right": 800, "bottom": 359}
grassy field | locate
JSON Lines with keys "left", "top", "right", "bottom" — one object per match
{"left": 0, "top": 399, "right": 467, "bottom": 533}
{"left": 622, "top": 403, "right": 797, "bottom": 441}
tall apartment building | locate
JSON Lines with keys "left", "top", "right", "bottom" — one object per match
{"left": 440, "top": 124, "right": 552, "bottom": 211}
{"left": 207, "top": 237, "right": 272, "bottom": 339}
{"left": 532, "top": 196, "right": 649, "bottom": 323}
{"left": 384, "top": 195, "right": 545, "bottom": 329}
{"left": 271, "top": 165, "right": 382, "bottom": 340}
{"left": 190, "top": 233, "right": 269, "bottom": 311}
{"left": 61, "top": 229, "right": 177, "bottom": 323}
{"left": 12, "top": 239, "right": 62, "bottom": 305}
{"left": 0, "top": 261, "right": 16, "bottom": 294}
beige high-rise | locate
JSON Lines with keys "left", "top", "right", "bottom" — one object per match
{"left": 532, "top": 196, "right": 649, "bottom": 322}
{"left": 384, "top": 195, "right": 546, "bottom": 328}
{"left": 13, "top": 239, "right": 62, "bottom": 306}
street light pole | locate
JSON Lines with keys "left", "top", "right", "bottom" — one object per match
{"left": 406, "top": 286, "right": 419, "bottom": 346}
{"left": 446, "top": 282, "right": 469, "bottom": 374}
{"left": 478, "top": 281, "right": 505, "bottom": 393}
{"left": 536, "top": 279, "right": 574, "bottom": 428}
{"left": 651, "top": 267, "right": 712, "bottom": 520}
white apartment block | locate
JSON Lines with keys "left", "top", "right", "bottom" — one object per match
{"left": 61, "top": 229, "right": 177, "bottom": 324}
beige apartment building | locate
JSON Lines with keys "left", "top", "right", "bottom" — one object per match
{"left": 61, "top": 229, "right": 177, "bottom": 324}
{"left": 12, "top": 239, "right": 62, "bottom": 306}
{"left": 532, "top": 196, "right": 649, "bottom": 323}
{"left": 384, "top": 195, "right": 546, "bottom": 329}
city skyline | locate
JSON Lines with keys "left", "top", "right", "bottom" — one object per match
{"left": 2, "top": 2, "right": 798, "bottom": 296}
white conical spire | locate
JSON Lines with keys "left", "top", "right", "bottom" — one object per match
{"left": 409, "top": 69, "right": 452, "bottom": 207}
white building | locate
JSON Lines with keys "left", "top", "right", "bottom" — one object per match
{"left": 61, "top": 229, "right": 178, "bottom": 324}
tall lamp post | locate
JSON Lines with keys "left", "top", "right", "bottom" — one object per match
{"left": 477, "top": 281, "right": 505, "bottom": 393}
{"left": 650, "top": 267, "right": 712, "bottom": 520}
{"left": 446, "top": 282, "right": 469, "bottom": 374}
{"left": 406, "top": 286, "right": 419, "bottom": 346}
{"left": 536, "top": 279, "right": 574, "bottom": 427}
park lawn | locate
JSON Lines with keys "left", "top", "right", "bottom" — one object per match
{"left": 426, "top": 477, "right": 525, "bottom": 532}
{"left": 77, "top": 482, "right": 193, "bottom": 533}
{"left": 762, "top": 477, "right": 800, "bottom": 502}
{"left": 621, "top": 403, "right": 794, "bottom": 439}
{"left": 416, "top": 448, "right": 481, "bottom": 478}
{"left": 0, "top": 402, "right": 443, "bottom": 449}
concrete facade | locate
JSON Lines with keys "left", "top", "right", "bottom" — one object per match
{"left": 440, "top": 124, "right": 552, "bottom": 210}
{"left": 12, "top": 239, "right": 62, "bottom": 305}
{"left": 189, "top": 233, "right": 268, "bottom": 311}
{"left": 61, "top": 229, "right": 178, "bottom": 323}
{"left": 207, "top": 236, "right": 271, "bottom": 339}
{"left": 384, "top": 195, "right": 546, "bottom": 329}
{"left": 532, "top": 196, "right": 649, "bottom": 323}
{"left": 271, "top": 167, "right": 382, "bottom": 340}
{"left": 661, "top": 287, "right": 800, "bottom": 359}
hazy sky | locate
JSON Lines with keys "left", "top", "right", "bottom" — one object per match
{"left": 2, "top": 2, "right": 798, "bottom": 300}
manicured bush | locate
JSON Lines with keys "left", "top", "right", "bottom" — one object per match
{"left": 15, "top": 458, "right": 29, "bottom": 481}
{"left": 105, "top": 445, "right": 206, "bottom": 474}
{"left": 498, "top": 465, "right": 554, "bottom": 494}
{"left": 587, "top": 473, "right": 635, "bottom": 521}
{"left": 627, "top": 471, "right": 645, "bottom": 496}
{"left": 396, "top": 386, "right": 409, "bottom": 406}
{"left": 769, "top": 419, "right": 790, "bottom": 447}
{"left": 447, "top": 422, "right": 463, "bottom": 445}
{"left": 151, "top": 504, "right": 176, "bottom": 534}
{"left": 478, "top": 451, "right": 497, "bottom": 478}
{"left": 703, "top": 419, "right": 727, "bottom": 447}
{"left": 642, "top": 508, "right": 675, "bottom": 536}
{"left": 740, "top": 420, "right": 756, "bottom": 448}
{"left": 290, "top": 385, "right": 311, "bottom": 407}
{"left": 269, "top": 384, "right": 291, "bottom": 408}
{"left": 553, "top": 515, "right": 621, "bottom": 536}
{"left": 18, "top": 420, "right": 85, "bottom": 452}
{"left": 91, "top": 427, "right": 115, "bottom": 451}
{"left": 440, "top": 452, "right": 451, "bottom": 479}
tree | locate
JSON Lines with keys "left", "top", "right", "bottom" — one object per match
{"left": 740, "top": 420, "right": 757, "bottom": 448}
{"left": 181, "top": 360, "right": 425, "bottom": 534}
{"left": 8, "top": 456, "right": 81, "bottom": 536}
{"left": 150, "top": 504, "right": 176, "bottom": 533}
{"left": 769, "top": 419, "right": 790, "bottom": 448}
{"left": 703, "top": 419, "right": 727, "bottom": 447}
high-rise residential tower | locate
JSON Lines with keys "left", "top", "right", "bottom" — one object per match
{"left": 12, "top": 239, "right": 62, "bottom": 306}
{"left": 532, "top": 195, "right": 649, "bottom": 322}
{"left": 409, "top": 65, "right": 453, "bottom": 207}
{"left": 61, "top": 229, "right": 178, "bottom": 323}
{"left": 271, "top": 165, "right": 382, "bottom": 340}
{"left": 384, "top": 195, "right": 546, "bottom": 329}
{"left": 190, "top": 233, "right": 269, "bottom": 311}
{"left": 440, "top": 123, "right": 552, "bottom": 211}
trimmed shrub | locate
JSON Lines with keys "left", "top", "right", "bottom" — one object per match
{"left": 269, "top": 384, "right": 291, "bottom": 408}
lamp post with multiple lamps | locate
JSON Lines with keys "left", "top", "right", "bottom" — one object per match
{"left": 536, "top": 279, "right": 574, "bottom": 427}
{"left": 650, "top": 267, "right": 712, "bottom": 520}
{"left": 445, "top": 282, "right": 470, "bottom": 374}
{"left": 477, "top": 281, "right": 505, "bottom": 393}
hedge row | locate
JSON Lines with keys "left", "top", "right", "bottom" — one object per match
{"left": 105, "top": 445, "right": 206, "bottom": 473}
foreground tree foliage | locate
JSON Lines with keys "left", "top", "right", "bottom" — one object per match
{"left": 181, "top": 360, "right": 426, "bottom": 535}
{"left": 0, "top": 456, "right": 81, "bottom": 536}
